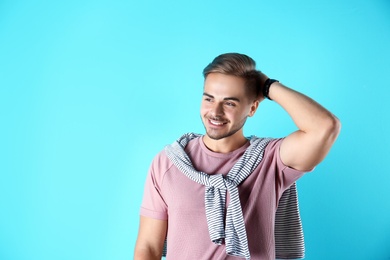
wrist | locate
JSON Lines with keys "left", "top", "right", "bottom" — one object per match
{"left": 262, "top": 78, "right": 279, "bottom": 100}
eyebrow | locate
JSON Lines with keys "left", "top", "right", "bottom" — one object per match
{"left": 203, "top": 92, "right": 241, "bottom": 102}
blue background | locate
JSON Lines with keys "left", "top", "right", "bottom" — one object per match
{"left": 1, "top": 0, "right": 389, "bottom": 259}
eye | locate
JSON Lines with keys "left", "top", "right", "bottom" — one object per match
{"left": 225, "top": 101, "right": 236, "bottom": 107}
{"left": 204, "top": 97, "right": 212, "bottom": 102}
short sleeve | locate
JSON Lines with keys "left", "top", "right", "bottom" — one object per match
{"left": 140, "top": 152, "right": 170, "bottom": 220}
{"left": 266, "top": 139, "right": 310, "bottom": 197}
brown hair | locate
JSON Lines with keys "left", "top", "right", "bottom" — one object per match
{"left": 203, "top": 53, "right": 262, "bottom": 99}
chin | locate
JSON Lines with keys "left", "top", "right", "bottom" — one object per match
{"left": 205, "top": 130, "right": 232, "bottom": 140}
{"left": 206, "top": 134, "right": 224, "bottom": 140}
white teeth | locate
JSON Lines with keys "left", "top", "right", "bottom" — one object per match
{"left": 210, "top": 120, "right": 224, "bottom": 125}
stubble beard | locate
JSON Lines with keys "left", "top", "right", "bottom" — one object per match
{"left": 201, "top": 115, "right": 248, "bottom": 140}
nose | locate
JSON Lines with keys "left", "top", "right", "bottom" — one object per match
{"left": 210, "top": 102, "right": 224, "bottom": 117}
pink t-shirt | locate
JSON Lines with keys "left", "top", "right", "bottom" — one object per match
{"left": 140, "top": 137, "right": 306, "bottom": 260}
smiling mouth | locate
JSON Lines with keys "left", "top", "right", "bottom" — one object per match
{"left": 209, "top": 119, "right": 227, "bottom": 126}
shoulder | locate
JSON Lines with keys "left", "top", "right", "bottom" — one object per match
{"left": 150, "top": 135, "right": 200, "bottom": 174}
{"left": 262, "top": 138, "right": 292, "bottom": 168}
{"left": 248, "top": 136, "right": 281, "bottom": 156}
{"left": 251, "top": 138, "right": 284, "bottom": 170}
{"left": 184, "top": 136, "right": 202, "bottom": 154}
{"left": 148, "top": 149, "right": 175, "bottom": 185}
{"left": 264, "top": 138, "right": 283, "bottom": 154}
{"left": 263, "top": 138, "right": 310, "bottom": 176}
{"left": 151, "top": 150, "right": 174, "bottom": 172}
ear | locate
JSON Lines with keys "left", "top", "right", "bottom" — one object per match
{"left": 248, "top": 99, "right": 260, "bottom": 117}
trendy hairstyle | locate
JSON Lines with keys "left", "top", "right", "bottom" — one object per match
{"left": 203, "top": 53, "right": 263, "bottom": 100}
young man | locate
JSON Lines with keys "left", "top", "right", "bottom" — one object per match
{"left": 134, "top": 53, "right": 341, "bottom": 260}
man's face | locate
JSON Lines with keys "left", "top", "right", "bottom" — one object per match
{"left": 200, "top": 73, "right": 259, "bottom": 141}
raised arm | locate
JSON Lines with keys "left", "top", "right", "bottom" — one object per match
{"left": 134, "top": 216, "right": 167, "bottom": 260}
{"left": 265, "top": 79, "right": 341, "bottom": 171}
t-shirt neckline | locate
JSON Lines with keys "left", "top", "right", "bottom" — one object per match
{"left": 198, "top": 136, "right": 250, "bottom": 158}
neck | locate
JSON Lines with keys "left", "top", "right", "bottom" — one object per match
{"left": 202, "top": 134, "right": 248, "bottom": 153}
